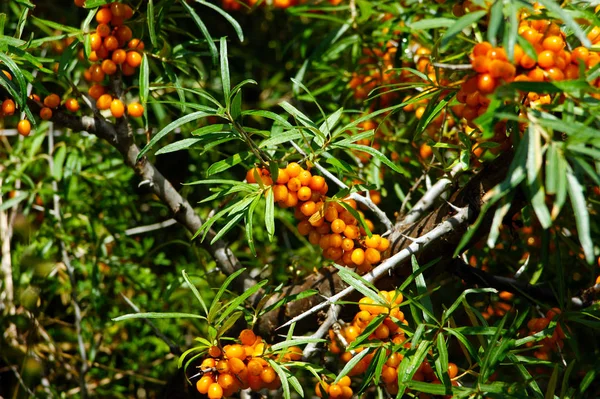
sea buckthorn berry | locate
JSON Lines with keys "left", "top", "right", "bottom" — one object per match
{"left": 377, "top": 237, "right": 390, "bottom": 252}
{"left": 247, "top": 359, "right": 263, "bottom": 376}
{"left": 196, "top": 375, "right": 213, "bottom": 394}
{"left": 300, "top": 201, "right": 316, "bottom": 217}
{"left": 572, "top": 46, "right": 589, "bottom": 64}
{"left": 96, "top": 94, "right": 112, "bottom": 110}
{"left": 298, "top": 170, "right": 312, "bottom": 186}
{"left": 65, "top": 98, "right": 80, "bottom": 112}
{"left": 272, "top": 184, "right": 288, "bottom": 202}
{"left": 287, "top": 177, "right": 301, "bottom": 192}
{"left": 284, "top": 191, "right": 298, "bottom": 208}
{"left": 260, "top": 367, "right": 276, "bottom": 383}
{"left": 329, "top": 384, "right": 343, "bottom": 398}
{"left": 324, "top": 205, "right": 338, "bottom": 222}
{"left": 351, "top": 248, "right": 365, "bottom": 265}
{"left": 112, "top": 49, "right": 127, "bottom": 65}
{"left": 309, "top": 175, "right": 325, "bottom": 191}
{"left": 96, "top": 23, "right": 111, "bottom": 38}
{"left": 44, "top": 93, "right": 61, "bottom": 108}
{"left": 285, "top": 162, "right": 302, "bottom": 177}
{"left": 471, "top": 56, "right": 490, "bottom": 73}
{"left": 101, "top": 59, "right": 117, "bottom": 75}
{"left": 74, "top": 0, "right": 85, "bottom": 6}
{"left": 546, "top": 67, "right": 564, "bottom": 81}
{"left": 96, "top": 8, "right": 112, "bottom": 24}
{"left": 365, "top": 248, "right": 381, "bottom": 263}
{"left": 103, "top": 35, "right": 119, "bottom": 52}
{"left": 207, "top": 382, "right": 223, "bottom": 399}
{"left": 331, "top": 219, "right": 346, "bottom": 234}
{"left": 96, "top": 45, "right": 109, "bottom": 60}
{"left": 542, "top": 36, "right": 565, "bottom": 52}
{"left": 225, "top": 344, "right": 246, "bottom": 360}
{"left": 476, "top": 73, "right": 496, "bottom": 94}
{"left": 128, "top": 38, "right": 145, "bottom": 50}
{"left": 276, "top": 169, "right": 289, "bottom": 184}
{"left": 537, "top": 50, "right": 556, "bottom": 69}
{"left": 90, "top": 33, "right": 102, "bottom": 51}
{"left": 341, "top": 238, "right": 354, "bottom": 251}
{"left": 365, "top": 234, "right": 381, "bottom": 249}
{"left": 88, "top": 84, "right": 105, "bottom": 100}
{"left": 297, "top": 186, "right": 312, "bottom": 201}
{"left": 90, "top": 64, "right": 105, "bottom": 82}
{"left": 126, "top": 51, "right": 142, "bottom": 68}
{"left": 40, "top": 107, "right": 53, "bottom": 120}
{"left": 115, "top": 25, "right": 133, "bottom": 44}
{"left": 448, "top": 363, "right": 458, "bottom": 378}
{"left": 127, "top": 102, "right": 144, "bottom": 117}
{"left": 473, "top": 41, "right": 492, "bottom": 57}
{"left": 217, "top": 373, "right": 235, "bottom": 390}
{"left": 228, "top": 357, "right": 246, "bottom": 374}
{"left": 2, "top": 99, "right": 15, "bottom": 115}
{"left": 110, "top": 2, "right": 125, "bottom": 17}
{"left": 239, "top": 329, "right": 256, "bottom": 346}
{"left": 329, "top": 233, "right": 342, "bottom": 248}
{"left": 520, "top": 53, "right": 537, "bottom": 69}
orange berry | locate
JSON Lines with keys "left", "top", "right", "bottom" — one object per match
{"left": 572, "top": 46, "right": 589, "bottom": 64}
{"left": 115, "top": 25, "right": 133, "bottom": 44}
{"left": 476, "top": 73, "right": 496, "bottom": 94}
{"left": 17, "top": 119, "right": 31, "bottom": 136}
{"left": 111, "top": 49, "right": 127, "bottom": 65}
{"left": 276, "top": 169, "right": 289, "bottom": 184}
{"left": 520, "top": 53, "right": 537, "bottom": 69}
{"left": 297, "top": 186, "right": 312, "bottom": 201}
{"left": 90, "top": 64, "right": 105, "bottom": 82}
{"left": 537, "top": 50, "right": 555, "bottom": 69}
{"left": 127, "top": 102, "right": 144, "bottom": 117}
{"left": 2, "top": 99, "right": 15, "bottom": 115}
{"left": 287, "top": 177, "right": 302, "bottom": 192}
{"left": 103, "top": 35, "right": 119, "bottom": 52}
{"left": 65, "top": 98, "right": 80, "bottom": 112}
{"left": 472, "top": 41, "right": 492, "bottom": 57}
{"left": 341, "top": 238, "right": 354, "bottom": 251}
{"left": 228, "top": 357, "right": 246, "bottom": 374}
{"left": 365, "top": 248, "right": 381, "bottom": 263}
{"left": 542, "top": 36, "right": 564, "bottom": 52}
{"left": 74, "top": 0, "right": 85, "bottom": 6}
{"left": 448, "top": 363, "right": 458, "bottom": 378}
{"left": 273, "top": 184, "right": 289, "bottom": 202}
{"left": 239, "top": 329, "right": 257, "bottom": 346}
{"left": 225, "top": 344, "right": 246, "bottom": 360}
{"left": 96, "top": 8, "right": 112, "bottom": 24}
{"left": 196, "top": 375, "right": 213, "bottom": 394}
{"left": 297, "top": 170, "right": 312, "bottom": 186}
{"left": 96, "top": 23, "right": 111, "bottom": 38}
{"left": 309, "top": 175, "right": 325, "bottom": 191}
{"left": 110, "top": 2, "right": 125, "bottom": 17}
{"left": 546, "top": 67, "right": 564, "bottom": 81}
{"left": 88, "top": 84, "right": 105, "bottom": 100}
{"left": 96, "top": 94, "right": 112, "bottom": 110}
{"left": 344, "top": 224, "right": 360, "bottom": 239}
{"left": 101, "top": 59, "right": 117, "bottom": 75}
{"left": 286, "top": 162, "right": 302, "bottom": 177}
{"left": 44, "top": 93, "right": 61, "bottom": 108}
{"left": 331, "top": 219, "right": 346, "bottom": 234}
{"left": 110, "top": 99, "right": 125, "bottom": 118}
{"left": 217, "top": 373, "right": 235, "bottom": 390}
{"left": 207, "top": 382, "right": 223, "bottom": 399}
{"left": 377, "top": 237, "right": 390, "bottom": 252}
{"left": 329, "top": 384, "right": 343, "bottom": 398}
{"left": 364, "top": 234, "right": 381, "bottom": 249}
{"left": 351, "top": 248, "right": 365, "bottom": 265}
{"left": 39, "top": 107, "right": 53, "bottom": 120}
{"left": 126, "top": 51, "right": 142, "bottom": 68}
{"left": 374, "top": 323, "right": 390, "bottom": 339}
{"left": 128, "top": 38, "right": 145, "bottom": 50}
{"left": 471, "top": 56, "right": 490, "bottom": 73}
{"left": 90, "top": 33, "right": 102, "bottom": 51}
{"left": 260, "top": 367, "right": 276, "bottom": 384}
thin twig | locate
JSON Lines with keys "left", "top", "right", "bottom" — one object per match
{"left": 48, "top": 122, "right": 89, "bottom": 399}
{"left": 278, "top": 207, "right": 472, "bottom": 329}
{"left": 302, "top": 304, "right": 340, "bottom": 359}
{"left": 120, "top": 293, "right": 182, "bottom": 355}
{"left": 398, "top": 164, "right": 462, "bottom": 228}
{"left": 124, "top": 218, "right": 177, "bottom": 236}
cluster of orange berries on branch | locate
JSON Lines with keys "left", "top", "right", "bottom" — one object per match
{"left": 315, "top": 375, "right": 353, "bottom": 399}
{"left": 195, "top": 329, "right": 300, "bottom": 398}
{"left": 246, "top": 162, "right": 389, "bottom": 273}
{"left": 327, "top": 291, "right": 459, "bottom": 396}
{"left": 525, "top": 308, "right": 566, "bottom": 361}
{"left": 75, "top": 1, "right": 144, "bottom": 118}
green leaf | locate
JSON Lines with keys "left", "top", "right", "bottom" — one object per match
{"left": 334, "top": 265, "right": 384, "bottom": 306}
{"left": 245, "top": 194, "right": 261, "bottom": 257}
{"left": 412, "top": 256, "right": 435, "bottom": 324}
{"left": 526, "top": 123, "right": 551, "bottom": 228}
{"left": 217, "top": 311, "right": 243, "bottom": 338}
{"left": 334, "top": 347, "right": 370, "bottom": 383}
{"left": 208, "top": 268, "right": 247, "bottom": 323}
{"left": 566, "top": 165, "right": 594, "bottom": 264}
{"left": 0, "top": 51, "right": 33, "bottom": 123}
{"left": 346, "top": 313, "right": 386, "bottom": 351}
{"left": 155, "top": 138, "right": 203, "bottom": 155}
{"left": 261, "top": 290, "right": 317, "bottom": 315}
{"left": 435, "top": 333, "right": 449, "bottom": 390}
{"left": 177, "top": 346, "right": 206, "bottom": 368}
{"left": 409, "top": 18, "right": 456, "bottom": 30}
{"left": 193, "top": 0, "right": 244, "bottom": 42}
{"left": 182, "top": 270, "right": 209, "bottom": 316}
{"left": 220, "top": 37, "right": 230, "bottom": 102}
{"left": 147, "top": 0, "right": 158, "bottom": 48}
{"left": 267, "top": 359, "right": 291, "bottom": 399}
{"left": 138, "top": 111, "right": 215, "bottom": 159}
{"left": 270, "top": 337, "right": 324, "bottom": 352}
{"left": 179, "top": 0, "right": 218, "bottom": 64}
{"left": 113, "top": 312, "right": 207, "bottom": 321}
{"left": 545, "top": 365, "right": 559, "bottom": 399}
{"left": 265, "top": 186, "right": 275, "bottom": 241}
{"left": 140, "top": 53, "right": 150, "bottom": 107}
{"left": 0, "top": 191, "right": 28, "bottom": 212}
{"left": 441, "top": 10, "right": 488, "bottom": 50}
{"left": 207, "top": 151, "right": 250, "bottom": 176}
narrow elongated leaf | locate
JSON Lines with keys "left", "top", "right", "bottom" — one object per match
{"left": 155, "top": 138, "right": 203, "bottom": 155}
{"left": 536, "top": 0, "right": 591, "bottom": 47}
{"left": 566, "top": 166, "right": 594, "bottom": 264}
{"left": 193, "top": 0, "right": 244, "bottom": 42}
{"left": 412, "top": 256, "right": 434, "bottom": 324}
{"left": 342, "top": 144, "right": 409, "bottom": 176}
{"left": 265, "top": 187, "right": 275, "bottom": 241}
{"left": 334, "top": 347, "right": 370, "bottom": 382}
{"left": 208, "top": 268, "right": 247, "bottom": 323}
{"left": 138, "top": 111, "right": 215, "bottom": 159}
{"left": 140, "top": 53, "right": 150, "bottom": 106}
{"left": 179, "top": 0, "right": 218, "bottom": 64}
{"left": 334, "top": 265, "right": 384, "bottom": 305}
{"left": 267, "top": 359, "right": 291, "bottom": 399}
{"left": 220, "top": 37, "right": 230, "bottom": 102}
{"left": 182, "top": 270, "right": 208, "bottom": 316}
{"left": 441, "top": 11, "right": 487, "bottom": 49}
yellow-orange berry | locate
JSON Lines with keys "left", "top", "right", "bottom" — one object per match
{"left": 96, "top": 8, "right": 112, "bottom": 24}
{"left": 196, "top": 375, "right": 213, "bottom": 394}
{"left": 127, "top": 102, "right": 144, "bottom": 117}
{"left": 96, "top": 94, "right": 112, "bottom": 110}
{"left": 65, "top": 98, "right": 80, "bottom": 112}
{"left": 297, "top": 186, "right": 312, "bottom": 201}
{"left": 17, "top": 119, "right": 31, "bottom": 136}
{"left": 365, "top": 248, "right": 381, "bottom": 263}
{"left": 207, "top": 382, "right": 223, "bottom": 399}
{"left": 126, "top": 51, "right": 142, "bottom": 68}
{"left": 44, "top": 93, "right": 61, "bottom": 108}
{"left": 40, "top": 107, "right": 53, "bottom": 120}
{"left": 2, "top": 99, "right": 15, "bottom": 115}
{"left": 101, "top": 59, "right": 117, "bottom": 75}
{"left": 239, "top": 329, "right": 257, "bottom": 346}
{"left": 351, "top": 248, "right": 365, "bottom": 265}
{"left": 110, "top": 99, "right": 125, "bottom": 118}
{"left": 88, "top": 84, "right": 105, "bottom": 100}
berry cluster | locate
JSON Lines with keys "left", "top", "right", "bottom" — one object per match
{"left": 78, "top": 2, "right": 145, "bottom": 118}
{"left": 246, "top": 162, "right": 389, "bottom": 273}
{"left": 222, "top": 0, "right": 341, "bottom": 11}
{"left": 195, "top": 329, "right": 299, "bottom": 398}
{"left": 525, "top": 308, "right": 566, "bottom": 360}
{"left": 327, "top": 291, "right": 458, "bottom": 396}
{"left": 315, "top": 375, "right": 353, "bottom": 399}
